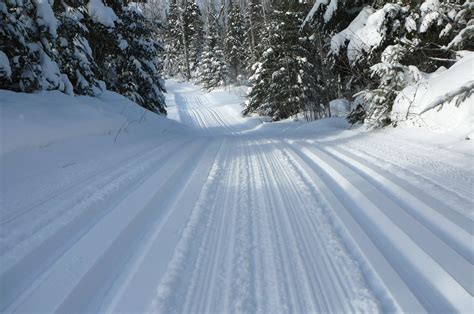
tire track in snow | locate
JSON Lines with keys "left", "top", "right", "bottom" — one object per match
{"left": 223, "top": 140, "right": 256, "bottom": 313}
{"left": 174, "top": 91, "right": 239, "bottom": 136}
{"left": 57, "top": 140, "right": 220, "bottom": 313}
{"left": 0, "top": 135, "right": 180, "bottom": 226}
{"left": 243, "top": 140, "right": 284, "bottom": 313}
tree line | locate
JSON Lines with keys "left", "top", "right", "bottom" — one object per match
{"left": 1, "top": 0, "right": 472, "bottom": 128}
{"left": 159, "top": 0, "right": 472, "bottom": 126}
{"left": 1, "top": 0, "right": 166, "bottom": 114}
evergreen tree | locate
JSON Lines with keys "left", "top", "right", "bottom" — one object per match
{"left": 0, "top": 0, "right": 70, "bottom": 93}
{"left": 113, "top": 2, "right": 166, "bottom": 113}
{"left": 198, "top": 8, "right": 228, "bottom": 90}
{"left": 53, "top": 0, "right": 102, "bottom": 95}
{"left": 163, "top": 0, "right": 182, "bottom": 77}
{"left": 244, "top": 7, "right": 321, "bottom": 121}
{"left": 0, "top": 0, "right": 40, "bottom": 91}
{"left": 243, "top": 0, "right": 265, "bottom": 71}
{"left": 183, "top": 1, "right": 204, "bottom": 76}
{"left": 162, "top": 0, "right": 203, "bottom": 80}
{"left": 224, "top": 1, "right": 246, "bottom": 82}
{"left": 361, "top": 44, "right": 415, "bottom": 128}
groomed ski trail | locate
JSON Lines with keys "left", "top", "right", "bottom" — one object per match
{"left": 1, "top": 81, "right": 472, "bottom": 313}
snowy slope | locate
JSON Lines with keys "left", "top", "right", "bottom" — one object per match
{"left": 0, "top": 89, "right": 187, "bottom": 155}
{"left": 392, "top": 52, "right": 474, "bottom": 138}
{"left": 1, "top": 82, "right": 473, "bottom": 313}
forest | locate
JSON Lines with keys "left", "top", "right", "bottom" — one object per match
{"left": 1, "top": 0, "right": 472, "bottom": 129}
{"left": 1, "top": 1, "right": 473, "bottom": 313}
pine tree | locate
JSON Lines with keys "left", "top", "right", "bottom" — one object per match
{"left": 53, "top": 0, "right": 102, "bottom": 95}
{"left": 163, "top": 0, "right": 182, "bottom": 77}
{"left": 0, "top": 0, "right": 70, "bottom": 93}
{"left": 113, "top": 2, "right": 166, "bottom": 113}
{"left": 244, "top": 7, "right": 321, "bottom": 121}
{"left": 362, "top": 44, "right": 414, "bottom": 128}
{"left": 183, "top": 1, "right": 204, "bottom": 76}
{"left": 0, "top": 0, "right": 40, "bottom": 91}
{"left": 224, "top": 1, "right": 246, "bottom": 82}
{"left": 198, "top": 8, "right": 228, "bottom": 90}
{"left": 243, "top": 0, "right": 265, "bottom": 71}
{"left": 85, "top": 0, "right": 166, "bottom": 113}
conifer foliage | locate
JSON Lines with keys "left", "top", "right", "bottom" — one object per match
{"left": 162, "top": 0, "right": 203, "bottom": 80}
{"left": 198, "top": 6, "right": 228, "bottom": 90}
{"left": 304, "top": 0, "right": 473, "bottom": 127}
{"left": 112, "top": 2, "right": 166, "bottom": 113}
{"left": 0, "top": 0, "right": 166, "bottom": 114}
{"left": 244, "top": 7, "right": 321, "bottom": 121}
{"left": 224, "top": 2, "right": 246, "bottom": 82}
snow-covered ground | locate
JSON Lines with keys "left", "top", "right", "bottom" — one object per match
{"left": 1, "top": 81, "right": 473, "bottom": 313}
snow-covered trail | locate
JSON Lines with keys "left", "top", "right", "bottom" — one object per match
{"left": 1, "top": 81, "right": 472, "bottom": 313}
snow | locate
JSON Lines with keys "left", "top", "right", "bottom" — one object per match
{"left": 87, "top": 0, "right": 118, "bottom": 28}
{"left": 118, "top": 39, "right": 129, "bottom": 50}
{"left": 34, "top": 0, "right": 58, "bottom": 37}
{"left": 392, "top": 52, "right": 474, "bottom": 138}
{"left": 329, "top": 98, "right": 350, "bottom": 117}
{"left": 0, "top": 88, "right": 186, "bottom": 156}
{"left": 39, "top": 50, "right": 72, "bottom": 94}
{"left": 0, "top": 50, "right": 12, "bottom": 78}
{"left": 419, "top": 0, "right": 442, "bottom": 33}
{"left": 447, "top": 25, "right": 474, "bottom": 49}
{"left": 1, "top": 80, "right": 472, "bottom": 313}
{"left": 330, "top": 7, "right": 374, "bottom": 56}
{"left": 331, "top": 4, "right": 401, "bottom": 64}
{"left": 347, "top": 7, "right": 388, "bottom": 64}
{"left": 303, "top": 0, "right": 338, "bottom": 25}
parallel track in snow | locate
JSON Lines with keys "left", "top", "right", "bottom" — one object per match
{"left": 1, "top": 81, "right": 472, "bottom": 313}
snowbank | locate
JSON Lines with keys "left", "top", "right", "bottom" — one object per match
{"left": 0, "top": 89, "right": 186, "bottom": 155}
{"left": 392, "top": 53, "right": 474, "bottom": 138}
{"left": 329, "top": 98, "right": 350, "bottom": 117}
{"left": 0, "top": 50, "right": 11, "bottom": 78}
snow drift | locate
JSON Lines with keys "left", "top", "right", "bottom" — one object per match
{"left": 391, "top": 53, "right": 474, "bottom": 138}
{"left": 0, "top": 89, "right": 186, "bottom": 155}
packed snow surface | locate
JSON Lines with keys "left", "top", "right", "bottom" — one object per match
{"left": 1, "top": 81, "right": 473, "bottom": 313}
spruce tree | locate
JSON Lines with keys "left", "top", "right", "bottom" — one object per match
{"left": 113, "top": 2, "right": 166, "bottom": 113}
{"left": 362, "top": 44, "right": 413, "bottom": 128}
{"left": 0, "top": 0, "right": 70, "bottom": 93}
{"left": 53, "top": 0, "right": 101, "bottom": 95}
{"left": 76, "top": 0, "right": 166, "bottom": 113}
{"left": 243, "top": 0, "right": 265, "bottom": 71}
{"left": 244, "top": 7, "right": 321, "bottom": 121}
{"left": 198, "top": 9, "right": 228, "bottom": 90}
{"left": 224, "top": 1, "right": 246, "bottom": 82}
{"left": 163, "top": 0, "right": 182, "bottom": 77}
{"left": 0, "top": 0, "right": 41, "bottom": 92}
{"left": 183, "top": 1, "right": 204, "bottom": 76}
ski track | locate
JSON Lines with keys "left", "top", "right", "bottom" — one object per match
{"left": 2, "top": 81, "right": 473, "bottom": 313}
{"left": 316, "top": 137, "right": 474, "bottom": 218}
